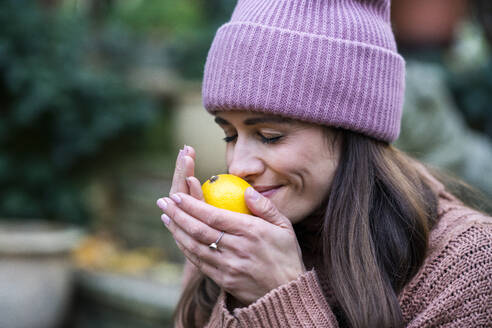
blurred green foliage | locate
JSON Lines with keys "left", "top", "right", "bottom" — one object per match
{"left": 108, "top": 0, "right": 236, "bottom": 79}
{"left": 0, "top": 0, "right": 166, "bottom": 224}
{"left": 447, "top": 57, "right": 492, "bottom": 138}
{"left": 110, "top": 0, "right": 204, "bottom": 37}
{"left": 165, "top": 0, "right": 236, "bottom": 79}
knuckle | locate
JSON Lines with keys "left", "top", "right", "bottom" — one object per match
{"left": 234, "top": 261, "right": 249, "bottom": 276}
{"left": 229, "top": 239, "right": 252, "bottom": 258}
{"left": 207, "top": 212, "right": 220, "bottom": 227}
{"left": 171, "top": 208, "right": 183, "bottom": 223}
{"left": 188, "top": 225, "right": 202, "bottom": 240}
{"left": 240, "top": 220, "right": 256, "bottom": 238}
{"left": 248, "top": 225, "right": 263, "bottom": 241}
{"left": 221, "top": 274, "right": 237, "bottom": 291}
{"left": 264, "top": 202, "right": 277, "bottom": 218}
{"left": 224, "top": 262, "right": 242, "bottom": 277}
{"left": 165, "top": 199, "right": 176, "bottom": 215}
{"left": 188, "top": 242, "right": 200, "bottom": 256}
{"left": 257, "top": 225, "right": 268, "bottom": 236}
{"left": 243, "top": 219, "right": 254, "bottom": 232}
{"left": 231, "top": 245, "right": 250, "bottom": 259}
{"left": 192, "top": 227, "right": 206, "bottom": 242}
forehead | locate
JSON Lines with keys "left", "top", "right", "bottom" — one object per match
{"left": 214, "top": 112, "right": 296, "bottom": 126}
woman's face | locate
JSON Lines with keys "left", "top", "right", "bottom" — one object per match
{"left": 214, "top": 111, "right": 341, "bottom": 224}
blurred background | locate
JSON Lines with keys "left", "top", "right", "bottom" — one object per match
{"left": 0, "top": 0, "right": 490, "bottom": 327}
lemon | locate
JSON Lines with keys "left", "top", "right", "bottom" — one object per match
{"left": 202, "top": 174, "right": 252, "bottom": 214}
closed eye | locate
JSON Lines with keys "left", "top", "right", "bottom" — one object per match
{"left": 223, "top": 135, "right": 237, "bottom": 143}
{"left": 259, "top": 133, "right": 282, "bottom": 144}
{"left": 222, "top": 134, "right": 282, "bottom": 144}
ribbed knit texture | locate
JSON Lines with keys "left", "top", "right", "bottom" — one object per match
{"left": 202, "top": 0, "right": 406, "bottom": 142}
{"left": 189, "top": 172, "right": 492, "bottom": 327}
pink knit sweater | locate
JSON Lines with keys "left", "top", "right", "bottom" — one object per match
{"left": 182, "top": 173, "right": 492, "bottom": 327}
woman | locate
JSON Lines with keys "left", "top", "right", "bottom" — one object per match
{"left": 157, "top": 0, "right": 492, "bottom": 327}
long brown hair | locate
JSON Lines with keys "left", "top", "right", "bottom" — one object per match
{"left": 174, "top": 128, "right": 445, "bottom": 328}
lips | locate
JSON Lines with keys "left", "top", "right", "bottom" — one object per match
{"left": 253, "top": 185, "right": 283, "bottom": 197}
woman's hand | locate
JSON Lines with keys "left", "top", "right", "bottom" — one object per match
{"left": 160, "top": 145, "right": 203, "bottom": 283}
{"left": 157, "top": 156, "right": 306, "bottom": 306}
{"left": 159, "top": 144, "right": 203, "bottom": 216}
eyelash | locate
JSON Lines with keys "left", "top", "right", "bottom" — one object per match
{"left": 222, "top": 133, "right": 282, "bottom": 144}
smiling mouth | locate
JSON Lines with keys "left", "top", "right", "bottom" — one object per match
{"left": 257, "top": 186, "right": 283, "bottom": 198}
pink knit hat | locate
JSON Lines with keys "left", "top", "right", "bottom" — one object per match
{"left": 202, "top": 0, "right": 405, "bottom": 143}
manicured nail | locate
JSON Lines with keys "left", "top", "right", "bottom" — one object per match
{"left": 156, "top": 198, "right": 167, "bottom": 210}
{"left": 247, "top": 187, "right": 261, "bottom": 201}
{"left": 171, "top": 193, "right": 182, "bottom": 204}
{"left": 161, "top": 213, "right": 170, "bottom": 225}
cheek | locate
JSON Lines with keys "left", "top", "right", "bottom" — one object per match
{"left": 288, "top": 141, "right": 339, "bottom": 195}
{"left": 225, "top": 146, "right": 232, "bottom": 166}
{"left": 268, "top": 148, "right": 303, "bottom": 175}
{"left": 278, "top": 142, "right": 324, "bottom": 172}
{"left": 225, "top": 143, "right": 239, "bottom": 167}
{"left": 267, "top": 145, "right": 318, "bottom": 190}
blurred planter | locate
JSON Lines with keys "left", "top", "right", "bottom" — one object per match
{"left": 0, "top": 220, "right": 84, "bottom": 328}
{"left": 392, "top": 0, "right": 468, "bottom": 46}
{"left": 68, "top": 269, "right": 181, "bottom": 328}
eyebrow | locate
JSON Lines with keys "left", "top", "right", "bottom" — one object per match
{"left": 214, "top": 115, "right": 294, "bottom": 126}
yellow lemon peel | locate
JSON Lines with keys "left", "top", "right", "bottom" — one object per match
{"left": 201, "top": 174, "right": 252, "bottom": 214}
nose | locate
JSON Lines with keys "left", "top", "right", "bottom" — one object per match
{"left": 227, "top": 138, "right": 264, "bottom": 179}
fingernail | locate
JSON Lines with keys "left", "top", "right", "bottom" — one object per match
{"left": 156, "top": 198, "right": 167, "bottom": 210}
{"left": 247, "top": 187, "right": 261, "bottom": 201}
{"left": 161, "top": 213, "right": 170, "bottom": 225}
{"left": 178, "top": 149, "right": 184, "bottom": 160}
{"left": 184, "top": 145, "right": 191, "bottom": 155}
{"left": 171, "top": 193, "right": 182, "bottom": 204}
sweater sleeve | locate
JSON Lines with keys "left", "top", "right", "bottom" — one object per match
{"left": 399, "top": 221, "right": 492, "bottom": 327}
{"left": 204, "top": 269, "right": 339, "bottom": 328}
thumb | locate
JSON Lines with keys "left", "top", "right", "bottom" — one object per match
{"left": 245, "top": 187, "right": 291, "bottom": 228}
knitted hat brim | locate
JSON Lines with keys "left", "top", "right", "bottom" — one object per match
{"left": 202, "top": 22, "right": 405, "bottom": 142}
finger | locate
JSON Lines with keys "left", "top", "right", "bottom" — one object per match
{"left": 182, "top": 155, "right": 195, "bottom": 180}
{"left": 170, "top": 145, "right": 196, "bottom": 195}
{"left": 244, "top": 187, "right": 291, "bottom": 228}
{"left": 170, "top": 215, "right": 225, "bottom": 266}
{"left": 170, "top": 193, "right": 259, "bottom": 235}
{"left": 182, "top": 145, "right": 197, "bottom": 179}
{"left": 169, "top": 148, "right": 188, "bottom": 195}
{"left": 161, "top": 197, "right": 231, "bottom": 274}
{"left": 186, "top": 176, "right": 204, "bottom": 201}
{"left": 176, "top": 240, "right": 223, "bottom": 284}
{"left": 161, "top": 197, "right": 227, "bottom": 247}
{"left": 183, "top": 145, "right": 196, "bottom": 161}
